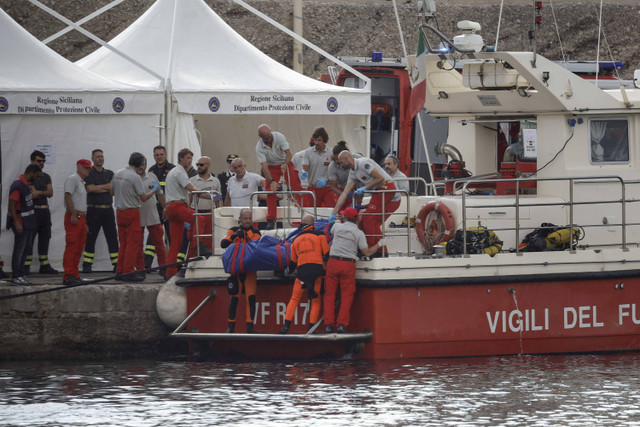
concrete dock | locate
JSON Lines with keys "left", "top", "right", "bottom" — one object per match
{"left": 0, "top": 272, "right": 186, "bottom": 360}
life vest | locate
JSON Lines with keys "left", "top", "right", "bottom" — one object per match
{"left": 6, "top": 178, "right": 36, "bottom": 230}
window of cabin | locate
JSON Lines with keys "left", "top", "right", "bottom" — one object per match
{"left": 589, "top": 118, "right": 629, "bottom": 164}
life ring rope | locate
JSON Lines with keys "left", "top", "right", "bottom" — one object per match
{"left": 415, "top": 201, "right": 456, "bottom": 253}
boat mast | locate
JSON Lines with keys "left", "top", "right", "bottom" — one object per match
{"left": 529, "top": 1, "right": 543, "bottom": 68}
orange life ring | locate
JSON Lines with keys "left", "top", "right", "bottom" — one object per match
{"left": 415, "top": 201, "right": 456, "bottom": 253}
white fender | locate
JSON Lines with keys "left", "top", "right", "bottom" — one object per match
{"left": 156, "top": 275, "right": 187, "bottom": 329}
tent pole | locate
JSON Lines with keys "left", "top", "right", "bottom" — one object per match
{"left": 293, "top": 0, "right": 303, "bottom": 73}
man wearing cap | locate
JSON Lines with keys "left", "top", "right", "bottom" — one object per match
{"left": 82, "top": 149, "right": 119, "bottom": 273}
{"left": 384, "top": 155, "right": 410, "bottom": 195}
{"left": 256, "top": 124, "right": 303, "bottom": 229}
{"left": 164, "top": 148, "right": 211, "bottom": 278}
{"left": 224, "top": 157, "right": 266, "bottom": 207}
{"left": 189, "top": 156, "right": 221, "bottom": 250}
{"left": 24, "top": 150, "right": 58, "bottom": 275}
{"left": 302, "top": 127, "right": 336, "bottom": 208}
{"left": 112, "top": 152, "right": 158, "bottom": 281}
{"left": 279, "top": 214, "right": 330, "bottom": 334}
{"left": 324, "top": 207, "right": 384, "bottom": 333}
{"left": 62, "top": 159, "right": 92, "bottom": 286}
{"left": 217, "top": 154, "right": 238, "bottom": 202}
{"left": 7, "top": 163, "right": 41, "bottom": 286}
{"left": 330, "top": 151, "right": 401, "bottom": 250}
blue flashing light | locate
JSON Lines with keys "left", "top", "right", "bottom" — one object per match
{"left": 371, "top": 52, "right": 383, "bottom": 62}
{"left": 485, "top": 45, "right": 496, "bottom": 52}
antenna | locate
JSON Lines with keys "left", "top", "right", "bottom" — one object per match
{"left": 529, "top": 1, "right": 543, "bottom": 67}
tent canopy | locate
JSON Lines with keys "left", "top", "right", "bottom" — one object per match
{"left": 77, "top": 0, "right": 370, "bottom": 115}
{"left": 0, "top": 7, "right": 162, "bottom": 271}
{"left": 77, "top": 0, "right": 370, "bottom": 172}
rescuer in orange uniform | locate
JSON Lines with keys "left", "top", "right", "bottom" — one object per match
{"left": 279, "top": 214, "right": 330, "bottom": 334}
{"left": 220, "top": 208, "right": 261, "bottom": 333}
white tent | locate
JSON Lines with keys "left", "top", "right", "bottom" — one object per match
{"left": 0, "top": 8, "right": 164, "bottom": 272}
{"left": 77, "top": 0, "right": 371, "bottom": 173}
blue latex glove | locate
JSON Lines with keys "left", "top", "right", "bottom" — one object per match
{"left": 299, "top": 171, "right": 308, "bottom": 180}
{"left": 151, "top": 180, "right": 159, "bottom": 192}
{"left": 355, "top": 205, "right": 363, "bottom": 211}
{"left": 347, "top": 192, "right": 353, "bottom": 200}
{"left": 315, "top": 178, "right": 327, "bottom": 188}
{"left": 356, "top": 186, "right": 366, "bottom": 195}
{"left": 213, "top": 194, "right": 222, "bottom": 202}
{"left": 184, "top": 222, "right": 191, "bottom": 230}
{"left": 329, "top": 213, "right": 336, "bottom": 224}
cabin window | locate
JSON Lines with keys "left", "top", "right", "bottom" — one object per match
{"left": 589, "top": 119, "right": 629, "bottom": 163}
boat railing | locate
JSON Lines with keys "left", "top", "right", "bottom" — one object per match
{"left": 457, "top": 175, "right": 629, "bottom": 256}
{"left": 359, "top": 188, "right": 411, "bottom": 256}
{"left": 249, "top": 189, "right": 317, "bottom": 227}
{"left": 191, "top": 189, "right": 222, "bottom": 256}
{"left": 392, "top": 177, "right": 429, "bottom": 196}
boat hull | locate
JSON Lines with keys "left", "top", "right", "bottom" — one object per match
{"left": 179, "top": 272, "right": 640, "bottom": 359}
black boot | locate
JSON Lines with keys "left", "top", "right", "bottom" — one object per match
{"left": 279, "top": 320, "right": 291, "bottom": 334}
{"left": 82, "top": 263, "right": 92, "bottom": 274}
{"left": 225, "top": 322, "right": 235, "bottom": 333}
{"left": 198, "top": 242, "right": 212, "bottom": 258}
{"left": 246, "top": 322, "right": 257, "bottom": 334}
{"left": 144, "top": 254, "right": 154, "bottom": 269}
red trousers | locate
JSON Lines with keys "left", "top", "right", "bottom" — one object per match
{"left": 63, "top": 212, "right": 87, "bottom": 280}
{"left": 136, "top": 223, "right": 166, "bottom": 271}
{"left": 323, "top": 258, "right": 356, "bottom": 327}
{"left": 116, "top": 209, "right": 142, "bottom": 275}
{"left": 267, "top": 163, "right": 303, "bottom": 221}
{"left": 285, "top": 275, "right": 323, "bottom": 325}
{"left": 305, "top": 186, "right": 337, "bottom": 208}
{"left": 166, "top": 202, "right": 205, "bottom": 277}
{"left": 361, "top": 182, "right": 400, "bottom": 247}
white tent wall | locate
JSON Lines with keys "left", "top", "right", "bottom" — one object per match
{"left": 0, "top": 114, "right": 161, "bottom": 272}
{"left": 194, "top": 115, "right": 368, "bottom": 174}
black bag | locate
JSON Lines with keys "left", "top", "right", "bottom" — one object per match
{"left": 445, "top": 226, "right": 503, "bottom": 256}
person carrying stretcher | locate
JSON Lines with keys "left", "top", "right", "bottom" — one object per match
{"left": 220, "top": 208, "right": 261, "bottom": 333}
{"left": 279, "top": 214, "right": 330, "bottom": 334}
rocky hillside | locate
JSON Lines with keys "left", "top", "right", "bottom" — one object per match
{"left": 2, "top": 0, "right": 640, "bottom": 78}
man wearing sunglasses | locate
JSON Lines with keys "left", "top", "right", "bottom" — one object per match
{"left": 24, "top": 150, "right": 58, "bottom": 275}
{"left": 189, "top": 156, "right": 221, "bottom": 250}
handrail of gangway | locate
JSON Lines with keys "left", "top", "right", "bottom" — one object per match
{"left": 249, "top": 190, "right": 318, "bottom": 228}
{"left": 358, "top": 188, "right": 411, "bottom": 256}
{"left": 190, "top": 189, "right": 222, "bottom": 257}
{"left": 458, "top": 175, "right": 627, "bottom": 257}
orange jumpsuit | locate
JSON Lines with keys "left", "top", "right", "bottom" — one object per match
{"left": 285, "top": 226, "right": 330, "bottom": 327}
{"left": 221, "top": 226, "right": 261, "bottom": 331}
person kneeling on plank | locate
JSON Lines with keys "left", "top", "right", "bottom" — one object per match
{"left": 279, "top": 214, "right": 330, "bottom": 334}
{"left": 220, "top": 208, "right": 261, "bottom": 333}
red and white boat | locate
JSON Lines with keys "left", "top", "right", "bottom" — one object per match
{"left": 158, "top": 9, "right": 640, "bottom": 360}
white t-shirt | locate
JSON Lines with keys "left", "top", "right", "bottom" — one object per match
{"left": 255, "top": 131, "right": 289, "bottom": 165}
{"left": 140, "top": 174, "right": 161, "bottom": 227}
{"left": 165, "top": 166, "right": 191, "bottom": 204}
{"left": 63, "top": 173, "right": 87, "bottom": 212}
{"left": 392, "top": 170, "right": 410, "bottom": 194}
{"left": 113, "top": 167, "right": 146, "bottom": 210}
{"left": 189, "top": 174, "right": 221, "bottom": 210}
{"left": 226, "top": 172, "right": 264, "bottom": 207}
{"left": 329, "top": 221, "right": 368, "bottom": 260}
{"left": 303, "top": 145, "right": 332, "bottom": 185}
{"left": 348, "top": 157, "right": 393, "bottom": 188}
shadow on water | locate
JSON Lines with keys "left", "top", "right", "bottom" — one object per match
{"left": 1, "top": 353, "right": 640, "bottom": 425}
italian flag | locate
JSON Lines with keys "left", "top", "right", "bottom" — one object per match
{"left": 408, "top": 26, "right": 427, "bottom": 120}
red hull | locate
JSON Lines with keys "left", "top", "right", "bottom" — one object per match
{"left": 183, "top": 276, "right": 640, "bottom": 359}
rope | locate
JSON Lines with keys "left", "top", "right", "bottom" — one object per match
{"left": 549, "top": 0, "right": 567, "bottom": 66}
{"left": 0, "top": 256, "right": 204, "bottom": 301}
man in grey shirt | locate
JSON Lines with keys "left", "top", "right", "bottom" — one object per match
{"left": 384, "top": 154, "right": 410, "bottom": 195}
{"left": 323, "top": 207, "right": 384, "bottom": 334}
{"left": 112, "top": 152, "right": 157, "bottom": 281}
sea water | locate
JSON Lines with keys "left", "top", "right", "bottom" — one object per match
{"left": 1, "top": 354, "right": 639, "bottom": 426}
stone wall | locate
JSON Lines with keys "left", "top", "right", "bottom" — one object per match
{"left": 1, "top": 0, "right": 639, "bottom": 78}
{"left": 0, "top": 284, "right": 183, "bottom": 360}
